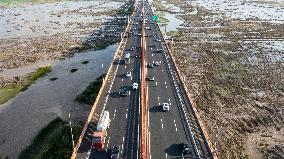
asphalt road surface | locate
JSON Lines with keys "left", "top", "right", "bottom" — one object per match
{"left": 75, "top": 0, "right": 213, "bottom": 159}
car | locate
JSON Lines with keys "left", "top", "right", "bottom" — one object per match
{"left": 148, "top": 63, "right": 154, "bottom": 68}
{"left": 137, "top": 33, "right": 142, "bottom": 36}
{"left": 148, "top": 76, "right": 154, "bottom": 81}
{"left": 111, "top": 146, "right": 120, "bottom": 159}
{"left": 162, "top": 103, "right": 169, "bottom": 111}
{"left": 146, "top": 27, "right": 151, "bottom": 30}
{"left": 135, "top": 55, "right": 140, "bottom": 58}
{"left": 156, "top": 49, "right": 163, "bottom": 53}
{"left": 120, "top": 88, "right": 129, "bottom": 97}
{"left": 132, "top": 83, "right": 138, "bottom": 90}
{"left": 154, "top": 62, "right": 160, "bottom": 66}
{"left": 181, "top": 143, "right": 191, "bottom": 154}
{"left": 156, "top": 39, "right": 161, "bottom": 42}
{"left": 131, "top": 47, "right": 135, "bottom": 51}
{"left": 126, "top": 71, "right": 131, "bottom": 78}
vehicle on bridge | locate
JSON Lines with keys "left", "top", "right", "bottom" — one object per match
{"left": 147, "top": 63, "right": 154, "bottom": 68}
{"left": 148, "top": 75, "right": 154, "bottom": 81}
{"left": 120, "top": 88, "right": 129, "bottom": 97}
{"left": 132, "top": 83, "right": 138, "bottom": 90}
{"left": 126, "top": 71, "right": 132, "bottom": 78}
{"left": 111, "top": 146, "right": 120, "bottom": 159}
{"left": 92, "top": 111, "right": 110, "bottom": 151}
{"left": 125, "top": 53, "right": 131, "bottom": 63}
{"left": 181, "top": 143, "right": 191, "bottom": 155}
{"left": 162, "top": 103, "right": 170, "bottom": 111}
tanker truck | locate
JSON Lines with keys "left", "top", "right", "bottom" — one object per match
{"left": 92, "top": 111, "right": 110, "bottom": 151}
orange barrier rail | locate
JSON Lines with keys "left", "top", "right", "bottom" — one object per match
{"left": 156, "top": 23, "right": 218, "bottom": 158}
{"left": 140, "top": 3, "right": 148, "bottom": 159}
{"left": 70, "top": 6, "right": 135, "bottom": 159}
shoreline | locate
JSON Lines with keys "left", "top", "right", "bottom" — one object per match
{"left": 0, "top": 0, "right": 132, "bottom": 157}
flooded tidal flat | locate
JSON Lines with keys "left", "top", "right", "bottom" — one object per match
{"left": 151, "top": 0, "right": 284, "bottom": 158}
{"left": 0, "top": 0, "right": 123, "bottom": 78}
{"left": 0, "top": 44, "right": 117, "bottom": 158}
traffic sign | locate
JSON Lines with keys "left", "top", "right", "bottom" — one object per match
{"left": 152, "top": 15, "right": 160, "bottom": 23}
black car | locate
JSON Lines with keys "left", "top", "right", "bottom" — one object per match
{"left": 148, "top": 63, "right": 154, "bottom": 68}
{"left": 181, "top": 143, "right": 191, "bottom": 154}
{"left": 111, "top": 146, "right": 120, "bottom": 159}
{"left": 120, "top": 88, "right": 129, "bottom": 97}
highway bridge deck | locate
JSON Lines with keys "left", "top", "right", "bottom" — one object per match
{"left": 73, "top": 0, "right": 214, "bottom": 159}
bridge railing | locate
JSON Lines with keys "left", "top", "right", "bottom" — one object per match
{"left": 154, "top": 13, "right": 218, "bottom": 159}
{"left": 71, "top": 5, "right": 135, "bottom": 159}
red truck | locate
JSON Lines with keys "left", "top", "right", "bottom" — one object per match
{"left": 92, "top": 111, "right": 110, "bottom": 151}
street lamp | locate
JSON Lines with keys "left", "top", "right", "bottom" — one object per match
{"left": 69, "top": 113, "right": 75, "bottom": 150}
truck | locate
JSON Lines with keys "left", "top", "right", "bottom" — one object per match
{"left": 92, "top": 111, "right": 110, "bottom": 151}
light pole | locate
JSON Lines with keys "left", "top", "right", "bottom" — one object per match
{"left": 69, "top": 113, "right": 75, "bottom": 150}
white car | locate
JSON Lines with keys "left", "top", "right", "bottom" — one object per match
{"left": 132, "top": 83, "right": 138, "bottom": 90}
{"left": 148, "top": 76, "right": 154, "bottom": 81}
{"left": 154, "top": 62, "right": 160, "bottom": 66}
{"left": 126, "top": 71, "right": 131, "bottom": 78}
{"left": 162, "top": 103, "right": 169, "bottom": 111}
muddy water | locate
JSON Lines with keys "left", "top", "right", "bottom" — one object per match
{"left": 163, "top": 13, "right": 183, "bottom": 32}
{"left": 0, "top": 44, "right": 117, "bottom": 158}
{"left": 189, "top": 0, "right": 284, "bottom": 24}
{"left": 0, "top": 1, "right": 123, "bottom": 39}
{"left": 149, "top": 1, "right": 184, "bottom": 34}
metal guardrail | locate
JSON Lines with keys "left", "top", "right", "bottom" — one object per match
{"left": 70, "top": 6, "right": 135, "bottom": 159}
{"left": 155, "top": 20, "right": 218, "bottom": 159}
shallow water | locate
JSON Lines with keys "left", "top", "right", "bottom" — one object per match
{"left": 149, "top": 1, "right": 184, "bottom": 33}
{"left": 163, "top": 13, "right": 183, "bottom": 32}
{"left": 0, "top": 1, "right": 123, "bottom": 39}
{"left": 0, "top": 44, "right": 117, "bottom": 158}
{"left": 189, "top": 0, "right": 284, "bottom": 24}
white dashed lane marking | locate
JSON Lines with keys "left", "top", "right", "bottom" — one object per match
{"left": 174, "top": 119, "right": 177, "bottom": 132}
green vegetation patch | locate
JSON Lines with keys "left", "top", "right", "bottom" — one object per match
{"left": 19, "top": 117, "right": 82, "bottom": 159}
{"left": 0, "top": 84, "right": 23, "bottom": 105}
{"left": 152, "top": 0, "right": 167, "bottom": 11}
{"left": 29, "top": 66, "right": 52, "bottom": 83}
{"left": 158, "top": 14, "right": 170, "bottom": 23}
{"left": 0, "top": 65, "right": 51, "bottom": 104}
{"left": 76, "top": 74, "right": 106, "bottom": 105}
{"left": 166, "top": 31, "right": 180, "bottom": 37}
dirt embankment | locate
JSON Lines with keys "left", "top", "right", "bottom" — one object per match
{"left": 165, "top": 0, "right": 284, "bottom": 158}
{"left": 0, "top": 0, "right": 124, "bottom": 86}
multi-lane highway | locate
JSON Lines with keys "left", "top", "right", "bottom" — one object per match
{"left": 72, "top": 0, "right": 215, "bottom": 158}
{"left": 143, "top": 1, "right": 213, "bottom": 158}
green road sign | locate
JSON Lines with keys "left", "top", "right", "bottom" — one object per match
{"left": 152, "top": 15, "right": 160, "bottom": 23}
